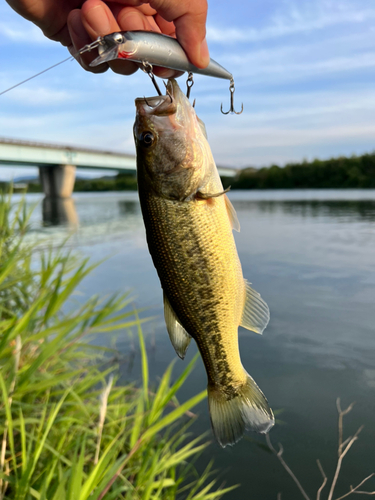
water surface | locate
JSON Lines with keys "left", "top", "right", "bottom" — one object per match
{"left": 22, "top": 190, "right": 375, "bottom": 499}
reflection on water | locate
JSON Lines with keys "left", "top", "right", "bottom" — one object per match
{"left": 42, "top": 197, "right": 79, "bottom": 227}
{"left": 232, "top": 199, "right": 375, "bottom": 222}
{"left": 18, "top": 190, "right": 375, "bottom": 499}
{"left": 24, "top": 189, "right": 375, "bottom": 231}
{"left": 118, "top": 200, "right": 140, "bottom": 216}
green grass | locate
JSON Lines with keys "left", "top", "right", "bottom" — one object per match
{"left": 0, "top": 192, "right": 236, "bottom": 500}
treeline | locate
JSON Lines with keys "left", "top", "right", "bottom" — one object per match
{"left": 5, "top": 152, "right": 375, "bottom": 193}
{"left": 73, "top": 172, "right": 137, "bottom": 192}
{"left": 24, "top": 172, "right": 138, "bottom": 193}
{"left": 228, "top": 152, "right": 375, "bottom": 190}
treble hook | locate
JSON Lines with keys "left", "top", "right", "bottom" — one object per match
{"left": 221, "top": 79, "right": 243, "bottom": 115}
{"left": 141, "top": 61, "right": 162, "bottom": 96}
{"left": 186, "top": 72, "right": 194, "bottom": 99}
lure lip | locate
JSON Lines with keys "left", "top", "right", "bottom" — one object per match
{"left": 89, "top": 45, "right": 119, "bottom": 67}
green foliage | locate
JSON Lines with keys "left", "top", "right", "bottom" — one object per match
{"left": 0, "top": 194, "right": 235, "bottom": 500}
{"left": 73, "top": 173, "right": 137, "bottom": 192}
{"left": 231, "top": 152, "right": 375, "bottom": 189}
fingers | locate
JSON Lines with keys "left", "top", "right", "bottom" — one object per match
{"left": 48, "top": 24, "right": 72, "bottom": 47}
{"left": 149, "top": 0, "right": 209, "bottom": 68}
{"left": 106, "top": 0, "right": 210, "bottom": 67}
{"left": 80, "top": 0, "right": 139, "bottom": 75}
{"left": 68, "top": 9, "right": 109, "bottom": 73}
{"left": 108, "top": 3, "right": 182, "bottom": 78}
{"left": 115, "top": 5, "right": 159, "bottom": 32}
{"left": 153, "top": 14, "right": 176, "bottom": 37}
{"left": 49, "top": 0, "right": 209, "bottom": 77}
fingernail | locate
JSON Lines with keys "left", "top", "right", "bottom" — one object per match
{"left": 199, "top": 38, "right": 210, "bottom": 67}
{"left": 68, "top": 44, "right": 79, "bottom": 60}
{"left": 119, "top": 10, "right": 147, "bottom": 31}
{"left": 87, "top": 5, "right": 111, "bottom": 35}
{"left": 69, "top": 11, "right": 87, "bottom": 41}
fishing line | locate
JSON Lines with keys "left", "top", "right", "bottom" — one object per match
{"left": 0, "top": 56, "right": 74, "bottom": 97}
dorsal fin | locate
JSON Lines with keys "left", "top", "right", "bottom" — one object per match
{"left": 240, "top": 281, "right": 270, "bottom": 334}
{"left": 164, "top": 293, "right": 191, "bottom": 359}
{"left": 197, "top": 117, "right": 208, "bottom": 139}
{"left": 224, "top": 195, "right": 240, "bottom": 232}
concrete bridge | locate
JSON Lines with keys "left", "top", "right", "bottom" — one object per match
{"left": 0, "top": 138, "right": 237, "bottom": 198}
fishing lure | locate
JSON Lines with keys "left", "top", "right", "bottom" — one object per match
{"left": 80, "top": 31, "right": 243, "bottom": 114}
{"left": 1, "top": 31, "right": 242, "bottom": 114}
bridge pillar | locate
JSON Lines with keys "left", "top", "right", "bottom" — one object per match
{"left": 39, "top": 164, "right": 76, "bottom": 198}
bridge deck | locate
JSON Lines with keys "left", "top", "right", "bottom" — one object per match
{"left": 0, "top": 138, "right": 237, "bottom": 177}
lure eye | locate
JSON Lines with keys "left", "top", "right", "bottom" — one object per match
{"left": 112, "top": 33, "right": 124, "bottom": 44}
{"left": 140, "top": 131, "right": 154, "bottom": 148}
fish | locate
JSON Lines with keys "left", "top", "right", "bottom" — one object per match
{"left": 133, "top": 79, "right": 274, "bottom": 447}
{"left": 88, "top": 31, "right": 232, "bottom": 81}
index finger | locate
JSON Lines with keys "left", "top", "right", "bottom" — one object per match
{"left": 117, "top": 0, "right": 209, "bottom": 68}
{"left": 151, "top": 0, "right": 209, "bottom": 68}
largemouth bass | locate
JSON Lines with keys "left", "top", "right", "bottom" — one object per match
{"left": 134, "top": 80, "right": 274, "bottom": 447}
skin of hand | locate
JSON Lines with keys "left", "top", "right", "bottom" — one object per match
{"left": 5, "top": 0, "right": 209, "bottom": 77}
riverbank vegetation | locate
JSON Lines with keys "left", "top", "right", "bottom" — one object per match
{"left": 73, "top": 173, "right": 138, "bottom": 192}
{"left": 0, "top": 193, "right": 234, "bottom": 499}
{"left": 23, "top": 173, "right": 138, "bottom": 194}
{"left": 8, "top": 151, "right": 375, "bottom": 193}
{"left": 227, "top": 152, "right": 375, "bottom": 190}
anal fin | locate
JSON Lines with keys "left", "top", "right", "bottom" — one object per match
{"left": 240, "top": 280, "right": 270, "bottom": 334}
{"left": 164, "top": 293, "right": 191, "bottom": 359}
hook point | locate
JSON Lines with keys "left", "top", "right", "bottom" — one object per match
{"left": 234, "top": 103, "right": 244, "bottom": 115}
{"left": 220, "top": 103, "right": 230, "bottom": 115}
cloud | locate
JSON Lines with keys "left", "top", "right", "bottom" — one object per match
{"left": 206, "top": 122, "right": 375, "bottom": 166}
{"left": 4, "top": 86, "right": 74, "bottom": 105}
{"left": 0, "top": 21, "right": 48, "bottom": 45}
{"left": 230, "top": 52, "right": 375, "bottom": 84}
{"left": 207, "top": 0, "right": 375, "bottom": 44}
{"left": 1, "top": 0, "right": 374, "bottom": 170}
{"left": 205, "top": 30, "right": 375, "bottom": 88}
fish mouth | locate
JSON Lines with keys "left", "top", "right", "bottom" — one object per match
{"left": 135, "top": 79, "right": 184, "bottom": 117}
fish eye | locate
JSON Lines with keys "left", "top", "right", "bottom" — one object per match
{"left": 140, "top": 131, "right": 154, "bottom": 148}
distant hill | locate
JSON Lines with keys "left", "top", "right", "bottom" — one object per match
{"left": 14, "top": 175, "right": 39, "bottom": 183}
{"left": 228, "top": 152, "right": 375, "bottom": 190}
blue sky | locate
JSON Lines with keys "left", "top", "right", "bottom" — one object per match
{"left": 1, "top": 0, "right": 375, "bottom": 180}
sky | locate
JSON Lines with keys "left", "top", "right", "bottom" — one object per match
{"left": 0, "top": 0, "right": 375, "bottom": 180}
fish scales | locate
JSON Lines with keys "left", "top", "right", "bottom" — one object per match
{"left": 139, "top": 192, "right": 246, "bottom": 390}
{"left": 134, "top": 79, "right": 274, "bottom": 447}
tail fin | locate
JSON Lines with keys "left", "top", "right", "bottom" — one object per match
{"left": 207, "top": 371, "right": 274, "bottom": 448}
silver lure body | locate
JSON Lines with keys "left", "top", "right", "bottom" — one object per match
{"left": 89, "top": 31, "right": 233, "bottom": 81}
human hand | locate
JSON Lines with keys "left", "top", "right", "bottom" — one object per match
{"left": 6, "top": 0, "right": 209, "bottom": 76}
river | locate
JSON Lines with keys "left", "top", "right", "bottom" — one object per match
{"left": 20, "top": 189, "right": 375, "bottom": 499}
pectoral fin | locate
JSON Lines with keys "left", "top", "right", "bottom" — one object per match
{"left": 240, "top": 281, "right": 270, "bottom": 334}
{"left": 164, "top": 293, "right": 191, "bottom": 359}
{"left": 224, "top": 194, "right": 240, "bottom": 232}
{"left": 196, "top": 186, "right": 231, "bottom": 200}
